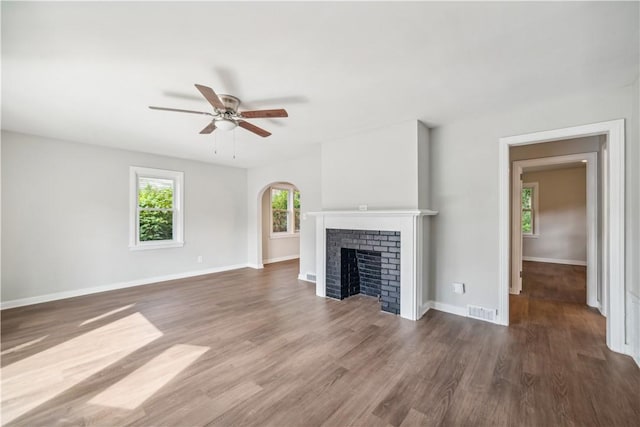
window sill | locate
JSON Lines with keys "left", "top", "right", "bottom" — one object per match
{"left": 523, "top": 234, "right": 540, "bottom": 239}
{"left": 129, "top": 241, "right": 184, "bottom": 251}
{"left": 270, "top": 233, "right": 300, "bottom": 240}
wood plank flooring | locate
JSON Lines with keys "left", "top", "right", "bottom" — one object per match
{"left": 521, "top": 260, "right": 587, "bottom": 304}
{"left": 1, "top": 260, "right": 638, "bottom": 426}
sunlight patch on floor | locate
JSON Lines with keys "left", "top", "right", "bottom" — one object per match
{"left": 0, "top": 335, "right": 48, "bottom": 356}
{"left": 89, "top": 344, "right": 209, "bottom": 410}
{"left": 0, "top": 313, "right": 162, "bottom": 425}
{"left": 80, "top": 304, "right": 136, "bottom": 326}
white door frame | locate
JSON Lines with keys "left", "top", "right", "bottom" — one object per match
{"left": 511, "top": 153, "right": 599, "bottom": 310}
{"left": 498, "top": 119, "right": 625, "bottom": 355}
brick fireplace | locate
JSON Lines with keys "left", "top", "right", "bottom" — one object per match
{"left": 326, "top": 229, "right": 401, "bottom": 314}
{"left": 310, "top": 210, "right": 437, "bottom": 321}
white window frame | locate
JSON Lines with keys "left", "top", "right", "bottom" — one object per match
{"left": 521, "top": 181, "right": 539, "bottom": 238}
{"left": 269, "top": 185, "right": 300, "bottom": 239}
{"left": 129, "top": 166, "right": 184, "bottom": 250}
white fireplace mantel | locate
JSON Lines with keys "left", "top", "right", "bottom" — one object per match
{"left": 309, "top": 209, "right": 437, "bottom": 321}
{"left": 309, "top": 209, "right": 438, "bottom": 218}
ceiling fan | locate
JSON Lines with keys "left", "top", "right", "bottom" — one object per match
{"left": 149, "top": 84, "right": 288, "bottom": 137}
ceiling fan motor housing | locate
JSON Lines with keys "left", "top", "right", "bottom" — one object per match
{"left": 217, "top": 94, "right": 241, "bottom": 114}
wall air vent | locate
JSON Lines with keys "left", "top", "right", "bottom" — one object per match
{"left": 467, "top": 305, "right": 497, "bottom": 322}
{"left": 307, "top": 274, "right": 316, "bottom": 282}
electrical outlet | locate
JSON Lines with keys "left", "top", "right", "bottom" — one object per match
{"left": 197, "top": 255, "right": 203, "bottom": 263}
{"left": 358, "top": 204, "right": 368, "bottom": 211}
{"left": 453, "top": 282, "right": 465, "bottom": 294}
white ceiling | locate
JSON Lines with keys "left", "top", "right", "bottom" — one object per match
{"left": 2, "top": 1, "right": 638, "bottom": 168}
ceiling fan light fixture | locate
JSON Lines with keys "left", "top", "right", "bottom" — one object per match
{"left": 215, "top": 118, "right": 237, "bottom": 131}
{"left": 150, "top": 84, "right": 286, "bottom": 137}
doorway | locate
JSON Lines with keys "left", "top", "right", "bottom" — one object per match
{"left": 511, "top": 152, "right": 598, "bottom": 309}
{"left": 259, "top": 182, "right": 301, "bottom": 265}
{"left": 498, "top": 119, "right": 626, "bottom": 354}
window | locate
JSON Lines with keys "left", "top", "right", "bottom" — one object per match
{"left": 293, "top": 189, "right": 301, "bottom": 232}
{"left": 130, "top": 167, "right": 184, "bottom": 250}
{"left": 270, "top": 185, "right": 300, "bottom": 236}
{"left": 521, "top": 182, "right": 538, "bottom": 236}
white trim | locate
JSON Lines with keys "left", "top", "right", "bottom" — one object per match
{"left": 521, "top": 181, "right": 539, "bottom": 236}
{"left": 0, "top": 263, "right": 250, "bottom": 310}
{"left": 247, "top": 263, "right": 264, "bottom": 269}
{"left": 129, "top": 241, "right": 184, "bottom": 251}
{"left": 129, "top": 166, "right": 184, "bottom": 250}
{"left": 511, "top": 168, "right": 522, "bottom": 293}
{"left": 430, "top": 301, "right": 468, "bottom": 318}
{"left": 424, "top": 300, "right": 501, "bottom": 325}
{"left": 269, "top": 233, "right": 300, "bottom": 240}
{"left": 523, "top": 256, "right": 587, "bottom": 266}
{"left": 263, "top": 255, "right": 300, "bottom": 264}
{"left": 419, "top": 301, "right": 431, "bottom": 318}
{"left": 629, "top": 291, "right": 640, "bottom": 368}
{"left": 309, "top": 209, "right": 438, "bottom": 217}
{"left": 499, "top": 119, "right": 626, "bottom": 355}
{"left": 512, "top": 152, "right": 597, "bottom": 304}
{"left": 298, "top": 273, "right": 316, "bottom": 283}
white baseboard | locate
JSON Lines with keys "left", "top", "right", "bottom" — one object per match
{"left": 430, "top": 301, "right": 468, "bottom": 317}
{"left": 423, "top": 300, "right": 501, "bottom": 325}
{"left": 523, "top": 256, "right": 587, "bottom": 266}
{"left": 628, "top": 291, "right": 640, "bottom": 369}
{"left": 0, "top": 263, "right": 250, "bottom": 310}
{"left": 297, "top": 273, "right": 316, "bottom": 283}
{"left": 247, "top": 263, "right": 264, "bottom": 269}
{"left": 419, "top": 302, "right": 431, "bottom": 318}
{"left": 262, "top": 255, "right": 299, "bottom": 265}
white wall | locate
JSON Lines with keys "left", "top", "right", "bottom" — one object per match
{"left": 417, "top": 121, "right": 431, "bottom": 209}
{"left": 522, "top": 167, "right": 587, "bottom": 263}
{"left": 628, "top": 76, "right": 640, "bottom": 365}
{"left": 261, "top": 185, "right": 300, "bottom": 263}
{"left": 247, "top": 146, "right": 321, "bottom": 277}
{"left": 429, "top": 84, "right": 637, "bottom": 317}
{"left": 321, "top": 120, "right": 421, "bottom": 210}
{"left": 1, "top": 131, "right": 248, "bottom": 304}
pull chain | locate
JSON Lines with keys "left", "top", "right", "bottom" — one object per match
{"left": 213, "top": 131, "right": 218, "bottom": 155}
{"left": 233, "top": 129, "right": 236, "bottom": 159}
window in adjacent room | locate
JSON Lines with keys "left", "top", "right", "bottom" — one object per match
{"left": 130, "top": 166, "right": 184, "bottom": 250}
{"left": 293, "top": 189, "right": 301, "bottom": 232}
{"left": 521, "top": 182, "right": 538, "bottom": 237}
{"left": 271, "top": 185, "right": 301, "bottom": 236}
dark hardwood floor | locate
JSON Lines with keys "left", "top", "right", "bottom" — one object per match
{"left": 521, "top": 260, "right": 587, "bottom": 304}
{"left": 1, "top": 260, "right": 638, "bottom": 426}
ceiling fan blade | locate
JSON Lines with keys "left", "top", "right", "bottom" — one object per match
{"left": 194, "top": 84, "right": 225, "bottom": 110}
{"left": 199, "top": 122, "right": 217, "bottom": 134}
{"left": 238, "top": 120, "right": 271, "bottom": 137}
{"left": 149, "top": 106, "right": 213, "bottom": 116}
{"left": 240, "top": 109, "right": 288, "bottom": 119}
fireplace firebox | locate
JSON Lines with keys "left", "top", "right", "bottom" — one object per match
{"left": 326, "top": 228, "right": 400, "bottom": 314}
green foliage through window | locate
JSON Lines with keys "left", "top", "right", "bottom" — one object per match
{"left": 521, "top": 187, "right": 533, "bottom": 234}
{"left": 294, "top": 190, "right": 301, "bottom": 231}
{"left": 271, "top": 187, "right": 301, "bottom": 233}
{"left": 138, "top": 178, "right": 174, "bottom": 241}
